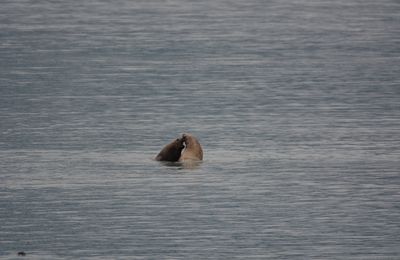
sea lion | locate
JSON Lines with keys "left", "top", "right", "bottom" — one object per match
{"left": 179, "top": 133, "right": 203, "bottom": 161}
{"left": 155, "top": 137, "right": 185, "bottom": 162}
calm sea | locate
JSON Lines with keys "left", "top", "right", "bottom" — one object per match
{"left": 1, "top": 0, "right": 399, "bottom": 259}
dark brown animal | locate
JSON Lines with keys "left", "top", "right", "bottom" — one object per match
{"left": 155, "top": 137, "right": 185, "bottom": 162}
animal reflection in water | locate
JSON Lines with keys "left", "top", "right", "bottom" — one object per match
{"left": 155, "top": 133, "right": 203, "bottom": 168}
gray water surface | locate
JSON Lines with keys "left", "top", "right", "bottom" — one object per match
{"left": 1, "top": 0, "right": 400, "bottom": 259}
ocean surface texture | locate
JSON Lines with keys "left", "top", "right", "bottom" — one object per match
{"left": 1, "top": 0, "right": 399, "bottom": 259}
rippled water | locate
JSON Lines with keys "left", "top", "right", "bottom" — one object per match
{"left": 1, "top": 0, "right": 400, "bottom": 259}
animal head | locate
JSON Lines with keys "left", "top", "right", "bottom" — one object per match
{"left": 175, "top": 137, "right": 185, "bottom": 149}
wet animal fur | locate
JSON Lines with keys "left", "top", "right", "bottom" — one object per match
{"left": 179, "top": 133, "right": 203, "bottom": 161}
{"left": 155, "top": 137, "right": 185, "bottom": 162}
